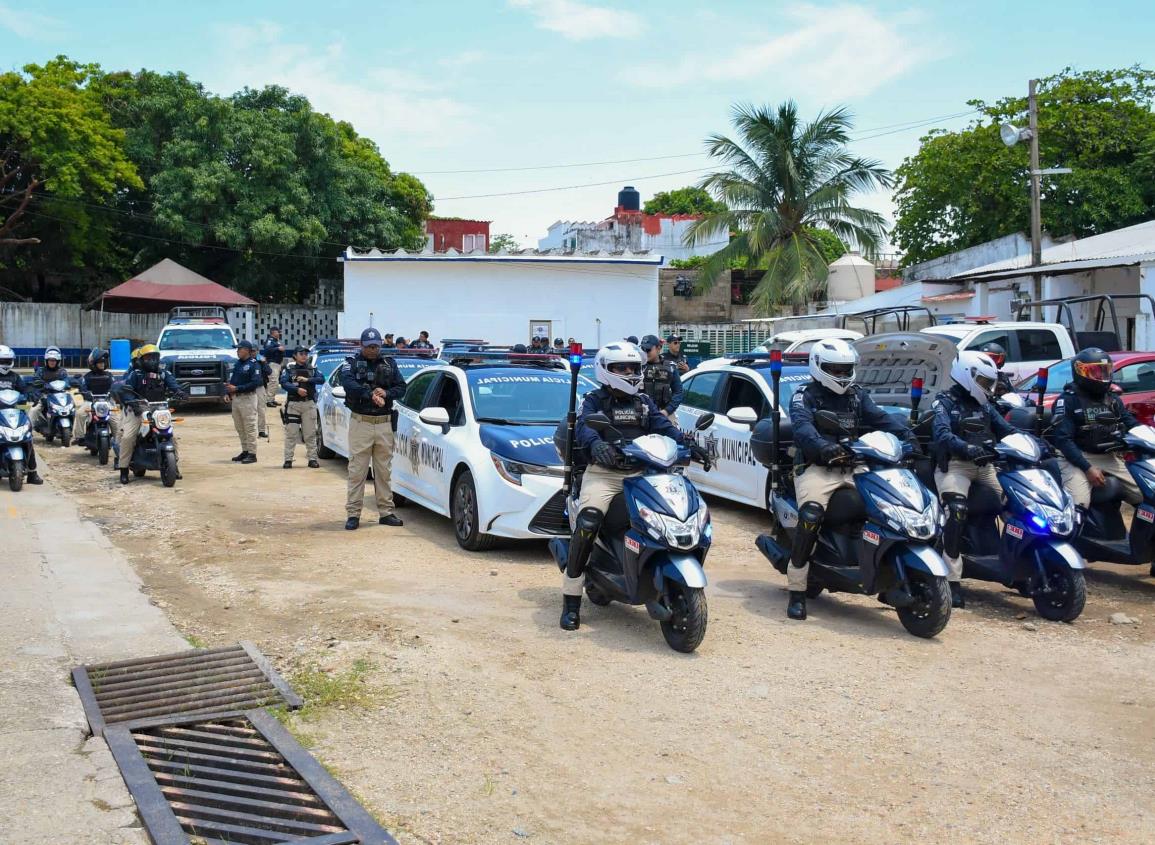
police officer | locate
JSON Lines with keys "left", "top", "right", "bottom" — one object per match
{"left": 787, "top": 339, "right": 915, "bottom": 621}
{"left": 339, "top": 328, "right": 407, "bottom": 530}
{"left": 639, "top": 335, "right": 683, "bottom": 419}
{"left": 977, "top": 341, "right": 1014, "bottom": 397}
{"left": 115, "top": 344, "right": 185, "bottom": 484}
{"left": 933, "top": 351, "right": 1017, "bottom": 608}
{"left": 0, "top": 344, "right": 43, "bottom": 484}
{"left": 226, "top": 340, "right": 263, "bottom": 464}
{"left": 661, "top": 334, "right": 690, "bottom": 374}
{"left": 410, "top": 331, "right": 435, "bottom": 350}
{"left": 382, "top": 333, "right": 396, "bottom": 349}
{"left": 280, "top": 346, "right": 323, "bottom": 469}
{"left": 28, "top": 346, "right": 70, "bottom": 434}
{"left": 560, "top": 342, "right": 709, "bottom": 631}
{"left": 255, "top": 353, "right": 272, "bottom": 439}
{"left": 262, "top": 326, "right": 286, "bottom": 408}
{"left": 1050, "top": 347, "right": 1142, "bottom": 515}
{"left": 73, "top": 348, "right": 120, "bottom": 462}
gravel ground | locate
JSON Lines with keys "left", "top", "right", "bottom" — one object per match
{"left": 34, "top": 406, "right": 1155, "bottom": 845}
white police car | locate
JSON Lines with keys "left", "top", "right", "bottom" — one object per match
{"left": 675, "top": 355, "right": 812, "bottom": 511}
{"left": 316, "top": 351, "right": 444, "bottom": 460}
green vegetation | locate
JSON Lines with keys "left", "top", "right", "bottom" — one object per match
{"left": 288, "top": 657, "right": 382, "bottom": 720}
{"left": 893, "top": 66, "right": 1155, "bottom": 266}
{"left": 643, "top": 185, "right": 726, "bottom": 216}
{"left": 488, "top": 232, "right": 520, "bottom": 253}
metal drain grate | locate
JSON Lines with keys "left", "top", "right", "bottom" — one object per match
{"left": 105, "top": 709, "right": 396, "bottom": 844}
{"left": 73, "top": 642, "right": 302, "bottom": 735}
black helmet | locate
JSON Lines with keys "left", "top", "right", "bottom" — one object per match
{"left": 88, "top": 347, "right": 109, "bottom": 368}
{"left": 977, "top": 341, "right": 1006, "bottom": 369}
{"left": 1072, "top": 347, "right": 1113, "bottom": 396}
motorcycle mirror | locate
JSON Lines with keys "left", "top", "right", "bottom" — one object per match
{"left": 695, "top": 413, "right": 716, "bottom": 431}
{"left": 585, "top": 413, "right": 612, "bottom": 432}
{"left": 1096, "top": 411, "right": 1119, "bottom": 424}
{"left": 813, "top": 409, "right": 847, "bottom": 435}
{"left": 962, "top": 418, "right": 987, "bottom": 434}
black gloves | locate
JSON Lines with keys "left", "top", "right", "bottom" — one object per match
{"left": 818, "top": 443, "right": 848, "bottom": 466}
{"left": 964, "top": 444, "right": 990, "bottom": 462}
{"left": 690, "top": 443, "right": 712, "bottom": 471}
{"left": 590, "top": 439, "right": 620, "bottom": 468}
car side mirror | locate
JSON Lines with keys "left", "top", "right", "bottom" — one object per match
{"left": 332, "top": 386, "right": 346, "bottom": 399}
{"left": 726, "top": 406, "right": 758, "bottom": 428}
{"left": 419, "top": 407, "right": 451, "bottom": 433}
{"left": 695, "top": 412, "right": 716, "bottom": 430}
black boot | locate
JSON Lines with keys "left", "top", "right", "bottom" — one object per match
{"left": 27, "top": 471, "right": 43, "bottom": 485}
{"left": 120, "top": 468, "right": 129, "bottom": 485}
{"left": 283, "top": 460, "right": 293, "bottom": 469}
{"left": 950, "top": 581, "right": 966, "bottom": 609}
{"left": 232, "top": 452, "right": 247, "bottom": 462}
{"left": 560, "top": 595, "right": 581, "bottom": 631}
{"left": 787, "top": 592, "right": 807, "bottom": 620}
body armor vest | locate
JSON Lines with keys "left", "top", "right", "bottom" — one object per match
{"left": 642, "top": 362, "right": 673, "bottom": 409}
{"left": 138, "top": 372, "right": 169, "bottom": 402}
{"left": 285, "top": 363, "right": 317, "bottom": 402}
{"left": 1068, "top": 391, "right": 1124, "bottom": 452}
{"left": 597, "top": 392, "right": 650, "bottom": 442}
{"left": 84, "top": 370, "right": 114, "bottom": 396}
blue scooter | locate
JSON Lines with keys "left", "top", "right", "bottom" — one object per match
{"left": 0, "top": 388, "right": 35, "bottom": 491}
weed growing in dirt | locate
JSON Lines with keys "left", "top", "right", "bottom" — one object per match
{"left": 184, "top": 633, "right": 208, "bottom": 649}
{"left": 289, "top": 658, "right": 385, "bottom": 720}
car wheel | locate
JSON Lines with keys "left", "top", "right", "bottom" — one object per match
{"left": 316, "top": 414, "right": 336, "bottom": 459}
{"left": 452, "top": 470, "right": 499, "bottom": 551}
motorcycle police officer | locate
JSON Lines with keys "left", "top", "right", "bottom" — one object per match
{"left": 73, "top": 348, "right": 120, "bottom": 462}
{"left": 977, "top": 341, "right": 1014, "bottom": 397}
{"left": 226, "top": 340, "right": 263, "bottom": 464}
{"left": 115, "top": 344, "right": 185, "bottom": 484}
{"left": 787, "top": 338, "right": 914, "bottom": 621}
{"left": 28, "top": 346, "right": 70, "bottom": 434}
{"left": 339, "top": 328, "right": 407, "bottom": 531}
{"left": 1050, "top": 347, "right": 1142, "bottom": 513}
{"left": 932, "top": 350, "right": 1017, "bottom": 608}
{"left": 280, "top": 346, "right": 323, "bottom": 469}
{"left": 559, "top": 342, "right": 709, "bottom": 631}
{"left": 639, "top": 335, "right": 683, "bottom": 419}
{"left": 262, "top": 326, "right": 286, "bottom": 407}
{"left": 0, "top": 344, "right": 43, "bottom": 484}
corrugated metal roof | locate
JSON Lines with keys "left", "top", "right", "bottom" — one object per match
{"left": 341, "top": 246, "right": 663, "bottom": 264}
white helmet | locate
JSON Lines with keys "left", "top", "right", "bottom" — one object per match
{"left": 44, "top": 346, "right": 61, "bottom": 363}
{"left": 809, "top": 338, "right": 858, "bottom": 395}
{"left": 594, "top": 342, "right": 644, "bottom": 397}
{"left": 0, "top": 344, "right": 13, "bottom": 375}
{"left": 952, "top": 350, "right": 999, "bottom": 406}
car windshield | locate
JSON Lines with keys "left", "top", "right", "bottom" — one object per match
{"left": 1016, "top": 358, "right": 1074, "bottom": 392}
{"left": 158, "top": 328, "right": 235, "bottom": 351}
{"left": 468, "top": 370, "right": 597, "bottom": 424}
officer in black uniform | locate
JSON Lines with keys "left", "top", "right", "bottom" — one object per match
{"left": 262, "top": 326, "right": 286, "bottom": 407}
{"left": 280, "top": 346, "right": 323, "bottom": 468}
{"left": 28, "top": 346, "right": 71, "bottom": 434}
{"left": 0, "top": 344, "right": 43, "bottom": 484}
{"left": 1050, "top": 347, "right": 1141, "bottom": 514}
{"left": 410, "top": 331, "right": 435, "bottom": 350}
{"left": 977, "top": 341, "right": 1015, "bottom": 397}
{"left": 639, "top": 334, "right": 683, "bottom": 419}
{"left": 339, "top": 328, "right": 407, "bottom": 530}
{"left": 115, "top": 345, "right": 186, "bottom": 483}
{"left": 73, "top": 348, "right": 120, "bottom": 462}
{"left": 661, "top": 334, "right": 690, "bottom": 374}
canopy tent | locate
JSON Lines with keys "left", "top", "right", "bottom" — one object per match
{"left": 91, "top": 259, "right": 256, "bottom": 313}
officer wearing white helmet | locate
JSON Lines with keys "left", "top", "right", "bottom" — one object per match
{"left": 28, "top": 346, "right": 70, "bottom": 434}
{"left": 0, "top": 344, "right": 43, "bottom": 484}
{"left": 932, "top": 350, "right": 1018, "bottom": 608}
{"left": 787, "top": 338, "right": 914, "bottom": 621}
{"left": 560, "top": 341, "right": 709, "bottom": 631}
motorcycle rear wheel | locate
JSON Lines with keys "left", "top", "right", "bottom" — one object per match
{"left": 660, "top": 583, "right": 707, "bottom": 653}
{"left": 8, "top": 459, "right": 23, "bottom": 492}
{"left": 896, "top": 573, "right": 951, "bottom": 639}
{"left": 161, "top": 452, "right": 179, "bottom": 488}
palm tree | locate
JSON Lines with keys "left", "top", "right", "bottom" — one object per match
{"left": 686, "top": 102, "right": 892, "bottom": 314}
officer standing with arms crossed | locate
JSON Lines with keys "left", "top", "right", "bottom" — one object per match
{"left": 787, "top": 339, "right": 915, "bottom": 621}
{"left": 280, "top": 346, "right": 323, "bottom": 469}
{"left": 639, "top": 335, "right": 683, "bottom": 420}
{"left": 226, "top": 340, "right": 263, "bottom": 464}
{"left": 339, "top": 328, "right": 407, "bottom": 531}
{"left": 262, "top": 326, "right": 286, "bottom": 408}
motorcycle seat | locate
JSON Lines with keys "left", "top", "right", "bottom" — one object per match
{"left": 967, "top": 484, "right": 1003, "bottom": 517}
{"left": 603, "top": 494, "right": 632, "bottom": 534}
{"left": 1091, "top": 476, "right": 1123, "bottom": 505}
{"left": 826, "top": 487, "right": 866, "bottom": 526}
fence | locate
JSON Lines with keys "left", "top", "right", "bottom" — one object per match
{"left": 660, "top": 323, "right": 766, "bottom": 355}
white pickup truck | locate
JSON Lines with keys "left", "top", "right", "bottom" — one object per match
{"left": 155, "top": 307, "right": 239, "bottom": 405}
{"left": 920, "top": 321, "right": 1077, "bottom": 382}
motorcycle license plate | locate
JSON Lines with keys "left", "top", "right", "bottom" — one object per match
{"left": 1137, "top": 507, "right": 1154, "bottom": 523}
{"left": 190, "top": 386, "right": 206, "bottom": 396}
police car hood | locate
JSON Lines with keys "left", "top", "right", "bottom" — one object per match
{"left": 479, "top": 423, "right": 560, "bottom": 467}
{"left": 159, "top": 350, "right": 237, "bottom": 364}
{"left": 853, "top": 332, "right": 955, "bottom": 409}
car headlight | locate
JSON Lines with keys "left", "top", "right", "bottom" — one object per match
{"left": 153, "top": 409, "right": 173, "bottom": 429}
{"left": 490, "top": 453, "right": 564, "bottom": 486}
{"left": 875, "top": 498, "right": 940, "bottom": 541}
{"left": 0, "top": 423, "right": 29, "bottom": 440}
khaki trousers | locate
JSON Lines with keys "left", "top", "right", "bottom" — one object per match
{"left": 119, "top": 410, "right": 143, "bottom": 465}
{"left": 346, "top": 413, "right": 395, "bottom": 518}
{"left": 935, "top": 461, "right": 1002, "bottom": 581}
{"left": 74, "top": 402, "right": 120, "bottom": 441}
{"left": 256, "top": 391, "right": 268, "bottom": 436}
{"left": 283, "top": 399, "right": 318, "bottom": 462}
{"left": 789, "top": 465, "right": 859, "bottom": 591}
{"left": 266, "top": 362, "right": 282, "bottom": 404}
{"left": 1058, "top": 452, "right": 1142, "bottom": 509}
{"left": 231, "top": 390, "right": 259, "bottom": 454}
{"left": 562, "top": 464, "right": 644, "bottom": 596}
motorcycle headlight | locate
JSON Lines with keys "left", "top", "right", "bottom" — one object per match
{"left": 1023, "top": 497, "right": 1075, "bottom": 537}
{"left": 153, "top": 409, "right": 173, "bottom": 429}
{"left": 874, "top": 498, "right": 940, "bottom": 541}
{"left": 490, "top": 453, "right": 564, "bottom": 486}
{"left": 93, "top": 400, "right": 112, "bottom": 418}
{"left": 637, "top": 504, "right": 666, "bottom": 541}
{"left": 0, "top": 423, "right": 29, "bottom": 440}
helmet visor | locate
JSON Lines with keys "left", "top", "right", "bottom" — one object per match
{"left": 821, "top": 362, "right": 854, "bottom": 379}
{"left": 608, "top": 362, "right": 641, "bottom": 377}
{"left": 986, "top": 351, "right": 1005, "bottom": 367}
{"left": 973, "top": 372, "right": 997, "bottom": 395}
{"left": 1074, "top": 360, "right": 1112, "bottom": 383}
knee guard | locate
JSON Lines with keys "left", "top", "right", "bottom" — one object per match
{"left": 942, "top": 493, "right": 968, "bottom": 560}
{"left": 565, "top": 507, "right": 604, "bottom": 580}
{"left": 791, "top": 501, "right": 824, "bottom": 570}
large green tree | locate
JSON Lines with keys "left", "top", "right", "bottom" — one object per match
{"left": 893, "top": 66, "right": 1155, "bottom": 266}
{"left": 643, "top": 185, "right": 726, "bottom": 216}
{"left": 685, "top": 102, "right": 890, "bottom": 314}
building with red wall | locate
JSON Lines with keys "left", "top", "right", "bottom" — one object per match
{"left": 425, "top": 218, "right": 491, "bottom": 253}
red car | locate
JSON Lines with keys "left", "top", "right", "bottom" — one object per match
{"left": 1014, "top": 352, "right": 1155, "bottom": 425}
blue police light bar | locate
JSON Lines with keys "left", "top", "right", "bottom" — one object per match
{"left": 769, "top": 348, "right": 782, "bottom": 375}
{"left": 1036, "top": 367, "right": 1049, "bottom": 391}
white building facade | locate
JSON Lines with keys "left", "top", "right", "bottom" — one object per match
{"left": 339, "top": 248, "right": 662, "bottom": 348}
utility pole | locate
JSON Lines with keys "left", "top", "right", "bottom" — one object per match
{"left": 1028, "top": 79, "right": 1042, "bottom": 299}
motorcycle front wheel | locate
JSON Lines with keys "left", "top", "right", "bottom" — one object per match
{"left": 896, "top": 572, "right": 951, "bottom": 639}
{"left": 661, "top": 583, "right": 707, "bottom": 653}
{"left": 59, "top": 429, "right": 71, "bottom": 448}
{"left": 97, "top": 434, "right": 110, "bottom": 466}
{"left": 1032, "top": 562, "right": 1086, "bottom": 622}
{"left": 8, "top": 459, "right": 23, "bottom": 492}
{"left": 160, "top": 452, "right": 179, "bottom": 488}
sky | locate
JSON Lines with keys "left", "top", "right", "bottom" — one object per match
{"left": 2, "top": 0, "right": 1151, "bottom": 251}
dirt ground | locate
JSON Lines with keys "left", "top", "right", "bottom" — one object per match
{"left": 34, "top": 406, "right": 1155, "bottom": 844}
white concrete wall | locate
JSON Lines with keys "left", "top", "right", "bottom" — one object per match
{"left": 906, "top": 232, "right": 1057, "bottom": 283}
{"left": 0, "top": 302, "right": 168, "bottom": 348}
{"left": 339, "top": 258, "right": 660, "bottom": 348}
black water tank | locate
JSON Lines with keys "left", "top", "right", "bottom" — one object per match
{"left": 617, "top": 185, "right": 640, "bottom": 211}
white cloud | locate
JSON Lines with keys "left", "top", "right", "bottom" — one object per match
{"left": 509, "top": 0, "right": 643, "bottom": 41}
{"left": 626, "top": 4, "right": 932, "bottom": 98}
{"left": 205, "top": 23, "right": 477, "bottom": 149}
{"left": 0, "top": 4, "right": 66, "bottom": 40}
